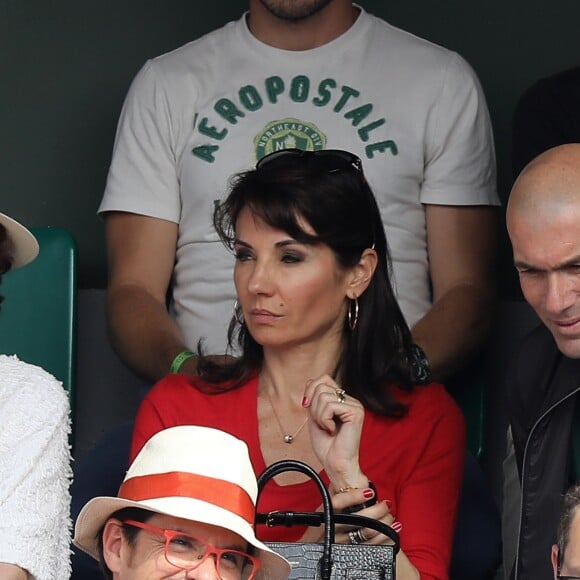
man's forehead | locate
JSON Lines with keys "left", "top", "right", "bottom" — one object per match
{"left": 508, "top": 145, "right": 580, "bottom": 220}
{"left": 507, "top": 177, "right": 580, "bottom": 243}
{"left": 509, "top": 204, "right": 580, "bottom": 272}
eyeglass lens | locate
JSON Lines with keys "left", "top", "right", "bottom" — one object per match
{"left": 165, "top": 532, "right": 255, "bottom": 580}
{"left": 122, "top": 520, "right": 256, "bottom": 580}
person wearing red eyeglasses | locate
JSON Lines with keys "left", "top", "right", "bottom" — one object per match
{"left": 74, "top": 425, "right": 290, "bottom": 580}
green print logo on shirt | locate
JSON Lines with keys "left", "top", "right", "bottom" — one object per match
{"left": 191, "top": 74, "right": 398, "bottom": 163}
{"left": 254, "top": 118, "right": 326, "bottom": 159}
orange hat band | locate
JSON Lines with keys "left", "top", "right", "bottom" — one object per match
{"left": 119, "top": 471, "right": 255, "bottom": 525}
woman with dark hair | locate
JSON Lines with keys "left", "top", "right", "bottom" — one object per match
{"left": 131, "top": 150, "right": 465, "bottom": 579}
{"left": 0, "top": 213, "right": 72, "bottom": 580}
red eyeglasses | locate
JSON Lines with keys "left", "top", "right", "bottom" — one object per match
{"left": 123, "top": 519, "right": 260, "bottom": 580}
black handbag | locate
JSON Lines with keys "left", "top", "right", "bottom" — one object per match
{"left": 256, "top": 459, "right": 399, "bottom": 580}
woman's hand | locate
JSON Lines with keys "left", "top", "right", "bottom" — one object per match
{"left": 334, "top": 490, "right": 399, "bottom": 546}
{"left": 299, "top": 490, "right": 400, "bottom": 546}
{"left": 303, "top": 375, "right": 367, "bottom": 490}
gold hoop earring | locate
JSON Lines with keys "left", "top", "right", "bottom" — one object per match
{"left": 348, "top": 297, "right": 359, "bottom": 331}
{"left": 233, "top": 299, "right": 245, "bottom": 325}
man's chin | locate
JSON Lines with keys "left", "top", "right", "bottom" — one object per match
{"left": 553, "top": 334, "right": 580, "bottom": 360}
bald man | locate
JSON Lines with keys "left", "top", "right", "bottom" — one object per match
{"left": 505, "top": 143, "right": 580, "bottom": 580}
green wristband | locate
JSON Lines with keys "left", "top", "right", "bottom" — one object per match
{"left": 170, "top": 350, "right": 196, "bottom": 374}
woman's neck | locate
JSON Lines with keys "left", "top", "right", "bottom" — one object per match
{"left": 259, "top": 341, "right": 343, "bottom": 400}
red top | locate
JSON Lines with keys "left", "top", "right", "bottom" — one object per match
{"left": 131, "top": 374, "right": 465, "bottom": 580}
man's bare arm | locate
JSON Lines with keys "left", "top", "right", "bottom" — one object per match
{"left": 105, "top": 212, "right": 197, "bottom": 382}
{"left": 411, "top": 204, "right": 498, "bottom": 382}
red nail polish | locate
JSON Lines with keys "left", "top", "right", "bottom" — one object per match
{"left": 301, "top": 396, "right": 309, "bottom": 407}
{"left": 391, "top": 521, "right": 403, "bottom": 532}
{"left": 363, "top": 488, "right": 375, "bottom": 499}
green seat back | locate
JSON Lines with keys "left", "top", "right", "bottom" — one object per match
{"left": 0, "top": 227, "right": 77, "bottom": 441}
{"left": 447, "top": 356, "right": 487, "bottom": 461}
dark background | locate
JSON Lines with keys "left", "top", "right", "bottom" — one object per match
{"left": 2, "top": 0, "right": 579, "bottom": 294}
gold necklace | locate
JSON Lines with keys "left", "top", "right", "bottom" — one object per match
{"left": 266, "top": 390, "right": 309, "bottom": 444}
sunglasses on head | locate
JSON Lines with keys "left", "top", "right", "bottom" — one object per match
{"left": 256, "top": 148, "right": 362, "bottom": 174}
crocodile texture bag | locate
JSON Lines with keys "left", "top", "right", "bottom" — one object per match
{"left": 256, "top": 459, "right": 399, "bottom": 580}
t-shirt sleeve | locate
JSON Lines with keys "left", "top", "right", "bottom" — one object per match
{"left": 397, "top": 391, "right": 466, "bottom": 579}
{"left": 421, "top": 52, "right": 498, "bottom": 207}
{"left": 99, "top": 59, "right": 181, "bottom": 222}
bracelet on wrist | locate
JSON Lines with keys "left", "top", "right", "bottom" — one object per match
{"left": 340, "top": 480, "right": 378, "bottom": 514}
{"left": 410, "top": 343, "right": 432, "bottom": 385}
{"left": 170, "top": 350, "right": 196, "bottom": 374}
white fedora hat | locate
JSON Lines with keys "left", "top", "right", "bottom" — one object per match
{"left": 0, "top": 212, "right": 39, "bottom": 269}
{"left": 74, "top": 425, "right": 290, "bottom": 579}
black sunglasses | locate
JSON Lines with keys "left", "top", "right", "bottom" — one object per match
{"left": 256, "top": 148, "right": 363, "bottom": 174}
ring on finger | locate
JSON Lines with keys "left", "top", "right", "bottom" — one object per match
{"left": 355, "top": 527, "right": 368, "bottom": 543}
{"left": 335, "top": 388, "right": 346, "bottom": 404}
{"left": 348, "top": 527, "right": 366, "bottom": 545}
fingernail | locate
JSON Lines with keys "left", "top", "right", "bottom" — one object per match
{"left": 301, "top": 396, "right": 310, "bottom": 407}
{"left": 363, "top": 488, "right": 375, "bottom": 499}
{"left": 391, "top": 521, "right": 403, "bottom": 532}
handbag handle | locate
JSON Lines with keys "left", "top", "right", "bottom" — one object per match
{"left": 255, "top": 511, "right": 400, "bottom": 555}
{"left": 257, "top": 459, "right": 334, "bottom": 579}
{"left": 257, "top": 459, "right": 401, "bottom": 578}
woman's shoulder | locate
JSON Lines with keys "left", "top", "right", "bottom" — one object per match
{"left": 0, "top": 353, "right": 63, "bottom": 384}
{"left": 363, "top": 383, "right": 467, "bottom": 467}
{"left": 396, "top": 381, "right": 460, "bottom": 410}
{"left": 0, "top": 355, "right": 71, "bottom": 444}
{"left": 380, "top": 382, "right": 465, "bottom": 433}
{"left": 0, "top": 354, "right": 69, "bottom": 410}
{"left": 148, "top": 372, "right": 259, "bottom": 404}
{"left": 133, "top": 372, "right": 260, "bottom": 461}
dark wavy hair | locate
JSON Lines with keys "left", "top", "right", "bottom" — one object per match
{"left": 0, "top": 224, "right": 14, "bottom": 311}
{"left": 197, "top": 151, "right": 416, "bottom": 416}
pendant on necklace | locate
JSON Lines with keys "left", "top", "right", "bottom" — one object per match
{"left": 284, "top": 434, "right": 294, "bottom": 444}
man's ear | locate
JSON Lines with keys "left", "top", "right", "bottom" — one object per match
{"left": 102, "top": 519, "right": 125, "bottom": 573}
{"left": 347, "top": 248, "right": 378, "bottom": 297}
{"left": 551, "top": 544, "right": 560, "bottom": 580}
